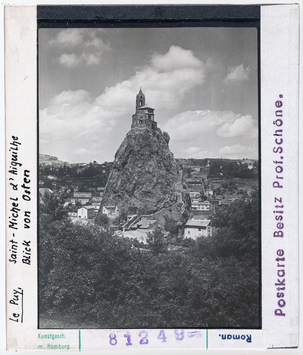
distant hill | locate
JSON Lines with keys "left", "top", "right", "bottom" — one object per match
{"left": 39, "top": 154, "right": 70, "bottom": 167}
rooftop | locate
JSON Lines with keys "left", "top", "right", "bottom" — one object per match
{"left": 185, "top": 219, "right": 211, "bottom": 228}
{"left": 138, "top": 105, "right": 154, "bottom": 110}
{"left": 192, "top": 200, "right": 210, "bottom": 205}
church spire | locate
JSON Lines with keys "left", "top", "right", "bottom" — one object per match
{"left": 136, "top": 88, "right": 145, "bottom": 112}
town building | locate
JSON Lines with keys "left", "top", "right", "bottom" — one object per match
{"left": 122, "top": 214, "right": 139, "bottom": 231}
{"left": 191, "top": 200, "right": 211, "bottom": 211}
{"left": 122, "top": 215, "right": 157, "bottom": 244}
{"left": 184, "top": 219, "right": 212, "bottom": 239}
{"left": 124, "top": 215, "right": 157, "bottom": 231}
{"left": 77, "top": 206, "right": 95, "bottom": 219}
{"left": 205, "top": 188, "right": 213, "bottom": 196}
{"left": 189, "top": 192, "right": 200, "bottom": 199}
{"left": 131, "top": 89, "right": 157, "bottom": 130}
{"left": 102, "top": 205, "right": 119, "bottom": 217}
{"left": 47, "top": 175, "right": 57, "bottom": 180}
{"left": 92, "top": 196, "right": 102, "bottom": 203}
{"left": 73, "top": 192, "right": 92, "bottom": 198}
{"left": 91, "top": 202, "right": 101, "bottom": 214}
{"left": 71, "top": 197, "right": 91, "bottom": 205}
{"left": 186, "top": 178, "right": 202, "bottom": 186}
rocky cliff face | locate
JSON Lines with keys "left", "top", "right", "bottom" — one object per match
{"left": 96, "top": 127, "right": 191, "bottom": 227}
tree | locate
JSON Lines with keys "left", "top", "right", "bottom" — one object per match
{"left": 147, "top": 227, "right": 168, "bottom": 255}
{"left": 211, "top": 189, "right": 259, "bottom": 265}
{"left": 164, "top": 217, "right": 179, "bottom": 237}
{"left": 95, "top": 213, "right": 110, "bottom": 228}
{"left": 199, "top": 191, "right": 207, "bottom": 202}
{"left": 112, "top": 208, "right": 128, "bottom": 226}
{"left": 39, "top": 190, "right": 67, "bottom": 221}
{"left": 186, "top": 168, "right": 192, "bottom": 178}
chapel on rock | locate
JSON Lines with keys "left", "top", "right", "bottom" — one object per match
{"left": 131, "top": 89, "right": 157, "bottom": 130}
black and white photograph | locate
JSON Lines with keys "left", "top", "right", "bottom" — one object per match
{"left": 38, "top": 25, "right": 260, "bottom": 329}
{"left": 4, "top": 3, "right": 301, "bottom": 351}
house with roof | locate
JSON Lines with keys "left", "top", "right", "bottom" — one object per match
{"left": 102, "top": 205, "right": 119, "bottom": 217}
{"left": 184, "top": 219, "right": 212, "bottom": 239}
{"left": 77, "top": 206, "right": 95, "bottom": 219}
{"left": 191, "top": 200, "right": 211, "bottom": 211}
{"left": 74, "top": 192, "right": 92, "bottom": 198}
{"left": 122, "top": 214, "right": 139, "bottom": 231}
{"left": 189, "top": 192, "right": 200, "bottom": 199}
{"left": 92, "top": 196, "right": 102, "bottom": 203}
{"left": 71, "top": 197, "right": 91, "bottom": 205}
{"left": 91, "top": 202, "right": 101, "bottom": 214}
{"left": 122, "top": 215, "right": 158, "bottom": 244}
{"left": 130, "top": 215, "right": 157, "bottom": 230}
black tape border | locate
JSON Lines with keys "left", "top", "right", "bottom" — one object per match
{"left": 37, "top": 5, "right": 260, "bottom": 27}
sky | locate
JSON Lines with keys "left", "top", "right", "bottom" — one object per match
{"left": 39, "top": 27, "right": 258, "bottom": 163}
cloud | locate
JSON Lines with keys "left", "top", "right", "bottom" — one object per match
{"left": 59, "top": 52, "right": 103, "bottom": 68}
{"left": 216, "top": 114, "right": 257, "bottom": 138}
{"left": 49, "top": 29, "right": 109, "bottom": 49}
{"left": 151, "top": 45, "right": 202, "bottom": 72}
{"left": 49, "top": 29, "right": 110, "bottom": 68}
{"left": 39, "top": 89, "right": 118, "bottom": 162}
{"left": 59, "top": 53, "right": 81, "bottom": 68}
{"left": 96, "top": 45, "right": 205, "bottom": 113}
{"left": 163, "top": 110, "right": 257, "bottom": 142}
{"left": 49, "top": 29, "right": 84, "bottom": 46}
{"left": 163, "top": 109, "right": 258, "bottom": 160}
{"left": 52, "top": 89, "right": 90, "bottom": 104}
{"left": 224, "top": 64, "right": 250, "bottom": 84}
{"left": 163, "top": 110, "right": 221, "bottom": 142}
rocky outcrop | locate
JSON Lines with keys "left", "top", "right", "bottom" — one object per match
{"left": 96, "top": 126, "right": 191, "bottom": 228}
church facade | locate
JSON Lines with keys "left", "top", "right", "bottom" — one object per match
{"left": 131, "top": 89, "right": 157, "bottom": 130}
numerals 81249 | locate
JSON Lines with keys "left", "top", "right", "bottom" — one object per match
{"left": 109, "top": 329, "right": 185, "bottom": 346}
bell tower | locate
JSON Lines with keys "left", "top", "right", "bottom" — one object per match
{"left": 136, "top": 88, "right": 145, "bottom": 111}
{"left": 132, "top": 89, "right": 157, "bottom": 130}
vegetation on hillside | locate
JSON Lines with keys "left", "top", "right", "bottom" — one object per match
{"left": 39, "top": 189, "right": 260, "bottom": 329}
{"left": 208, "top": 159, "right": 257, "bottom": 179}
{"left": 39, "top": 162, "right": 112, "bottom": 190}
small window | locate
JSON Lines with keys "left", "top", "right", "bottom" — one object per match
{"left": 188, "top": 231, "right": 190, "bottom": 234}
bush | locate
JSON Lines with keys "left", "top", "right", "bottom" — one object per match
{"left": 39, "top": 190, "right": 260, "bottom": 329}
